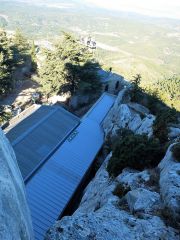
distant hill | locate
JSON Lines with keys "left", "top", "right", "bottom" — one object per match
{"left": 0, "top": 0, "right": 180, "bottom": 108}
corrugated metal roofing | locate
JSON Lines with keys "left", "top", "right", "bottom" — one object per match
{"left": 26, "top": 93, "right": 116, "bottom": 240}
{"left": 83, "top": 92, "right": 116, "bottom": 124}
{"left": 4, "top": 104, "right": 41, "bottom": 137}
{"left": 26, "top": 118, "right": 104, "bottom": 240}
{"left": 6, "top": 105, "right": 80, "bottom": 179}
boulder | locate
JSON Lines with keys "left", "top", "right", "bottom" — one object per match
{"left": 158, "top": 144, "right": 180, "bottom": 223}
{"left": 169, "top": 127, "right": 180, "bottom": 139}
{"left": 0, "top": 129, "right": 33, "bottom": 240}
{"left": 127, "top": 102, "right": 150, "bottom": 115}
{"left": 116, "top": 169, "right": 151, "bottom": 190}
{"left": 103, "top": 103, "right": 142, "bottom": 137}
{"left": 135, "top": 114, "right": 155, "bottom": 137}
{"left": 126, "top": 188, "right": 161, "bottom": 214}
{"left": 116, "top": 104, "right": 142, "bottom": 131}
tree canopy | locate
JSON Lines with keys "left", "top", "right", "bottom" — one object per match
{"left": 12, "top": 29, "right": 30, "bottom": 63}
{"left": 39, "top": 33, "right": 101, "bottom": 97}
{"left": 0, "top": 29, "right": 35, "bottom": 97}
{"left": 0, "top": 29, "right": 14, "bottom": 95}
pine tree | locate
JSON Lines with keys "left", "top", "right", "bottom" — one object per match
{"left": 130, "top": 74, "right": 142, "bottom": 102}
{"left": 39, "top": 48, "right": 64, "bottom": 98}
{"left": 0, "top": 29, "right": 13, "bottom": 95}
{"left": 39, "top": 32, "right": 101, "bottom": 97}
{"left": 30, "top": 40, "right": 37, "bottom": 72}
{"left": 12, "top": 28, "right": 30, "bottom": 64}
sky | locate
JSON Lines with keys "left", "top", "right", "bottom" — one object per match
{"left": 84, "top": 0, "right": 180, "bottom": 19}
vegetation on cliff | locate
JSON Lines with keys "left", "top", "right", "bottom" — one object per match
{"left": 107, "top": 130, "right": 165, "bottom": 177}
{"left": 129, "top": 74, "right": 179, "bottom": 143}
{"left": 153, "top": 108, "right": 178, "bottom": 143}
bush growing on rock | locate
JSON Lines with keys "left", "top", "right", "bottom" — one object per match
{"left": 172, "top": 143, "right": 180, "bottom": 162}
{"left": 130, "top": 74, "right": 143, "bottom": 102}
{"left": 107, "top": 132, "right": 165, "bottom": 177}
{"left": 153, "top": 108, "right": 178, "bottom": 143}
{"left": 104, "top": 128, "right": 134, "bottom": 153}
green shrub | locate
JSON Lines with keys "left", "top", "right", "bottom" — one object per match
{"left": 153, "top": 117, "right": 169, "bottom": 143}
{"left": 107, "top": 133, "right": 165, "bottom": 177}
{"left": 130, "top": 74, "right": 143, "bottom": 102}
{"left": 153, "top": 108, "right": 178, "bottom": 143}
{"left": 105, "top": 128, "right": 134, "bottom": 152}
{"left": 172, "top": 143, "right": 180, "bottom": 162}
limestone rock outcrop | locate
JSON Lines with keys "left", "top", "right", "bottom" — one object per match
{"left": 135, "top": 114, "right": 155, "bottom": 137}
{"left": 158, "top": 144, "right": 180, "bottom": 224}
{"left": 46, "top": 205, "right": 178, "bottom": 240}
{"left": 0, "top": 129, "right": 33, "bottom": 240}
{"left": 169, "top": 127, "right": 180, "bottom": 139}
{"left": 75, "top": 153, "right": 117, "bottom": 214}
{"left": 126, "top": 188, "right": 161, "bottom": 214}
{"left": 46, "top": 88, "right": 180, "bottom": 240}
{"left": 127, "top": 102, "right": 150, "bottom": 115}
{"left": 103, "top": 89, "right": 155, "bottom": 138}
{"left": 116, "top": 169, "right": 151, "bottom": 190}
{"left": 46, "top": 153, "right": 179, "bottom": 240}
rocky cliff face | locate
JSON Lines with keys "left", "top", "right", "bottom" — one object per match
{"left": 103, "top": 88, "right": 155, "bottom": 138}
{"left": 46, "top": 153, "right": 179, "bottom": 240}
{"left": 0, "top": 129, "right": 33, "bottom": 240}
{"left": 46, "top": 89, "right": 180, "bottom": 240}
{"left": 159, "top": 144, "right": 180, "bottom": 223}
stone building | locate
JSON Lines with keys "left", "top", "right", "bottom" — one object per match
{"left": 98, "top": 69, "right": 126, "bottom": 94}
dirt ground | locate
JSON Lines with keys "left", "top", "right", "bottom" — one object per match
{"left": 0, "top": 79, "right": 40, "bottom": 107}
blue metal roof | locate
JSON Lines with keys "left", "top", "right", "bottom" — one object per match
{"left": 5, "top": 105, "right": 80, "bottom": 179}
{"left": 83, "top": 92, "right": 116, "bottom": 124}
{"left": 14, "top": 93, "right": 116, "bottom": 240}
{"left": 25, "top": 93, "right": 116, "bottom": 239}
{"left": 26, "top": 118, "right": 104, "bottom": 239}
